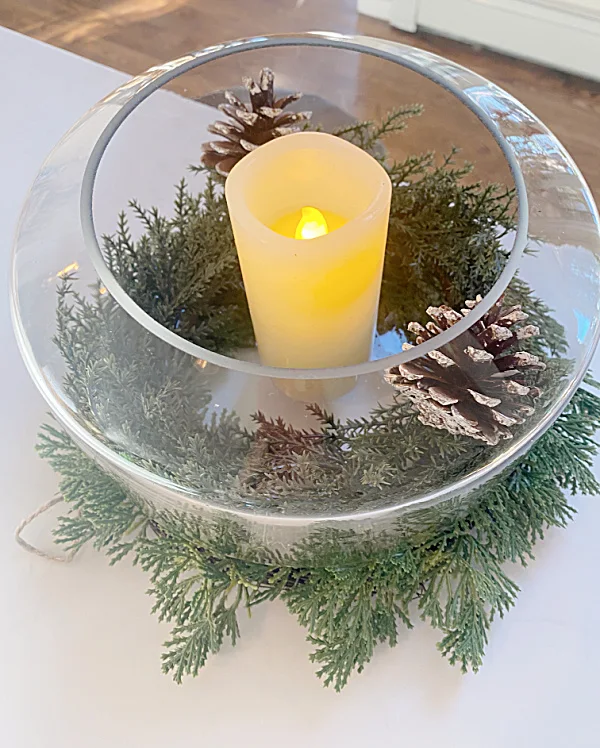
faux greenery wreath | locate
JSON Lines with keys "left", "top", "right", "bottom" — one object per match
{"left": 37, "top": 96, "right": 600, "bottom": 690}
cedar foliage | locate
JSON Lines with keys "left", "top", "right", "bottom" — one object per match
{"left": 40, "top": 381, "right": 600, "bottom": 690}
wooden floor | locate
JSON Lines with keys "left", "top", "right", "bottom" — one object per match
{"left": 2, "top": 0, "right": 599, "bottom": 199}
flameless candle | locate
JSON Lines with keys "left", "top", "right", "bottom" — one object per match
{"left": 225, "top": 132, "right": 392, "bottom": 374}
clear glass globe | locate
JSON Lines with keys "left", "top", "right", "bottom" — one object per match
{"left": 10, "top": 33, "right": 600, "bottom": 558}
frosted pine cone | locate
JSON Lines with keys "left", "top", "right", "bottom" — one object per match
{"left": 385, "top": 295, "right": 546, "bottom": 445}
{"left": 200, "top": 68, "right": 312, "bottom": 176}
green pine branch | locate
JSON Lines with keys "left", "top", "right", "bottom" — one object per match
{"left": 332, "top": 104, "right": 423, "bottom": 155}
{"left": 40, "top": 381, "right": 600, "bottom": 691}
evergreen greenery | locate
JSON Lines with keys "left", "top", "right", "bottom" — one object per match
{"left": 37, "top": 105, "right": 599, "bottom": 689}
{"left": 40, "top": 379, "right": 600, "bottom": 690}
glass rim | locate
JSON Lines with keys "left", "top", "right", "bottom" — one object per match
{"left": 80, "top": 31, "right": 529, "bottom": 381}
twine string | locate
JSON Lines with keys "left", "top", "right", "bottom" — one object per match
{"left": 15, "top": 495, "right": 79, "bottom": 562}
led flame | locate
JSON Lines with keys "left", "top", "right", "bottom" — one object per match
{"left": 295, "top": 207, "right": 329, "bottom": 240}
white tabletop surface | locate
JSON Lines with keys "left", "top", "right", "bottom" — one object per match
{"left": 2, "top": 26, "right": 600, "bottom": 748}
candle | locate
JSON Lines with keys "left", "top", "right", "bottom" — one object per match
{"left": 225, "top": 131, "right": 392, "bottom": 377}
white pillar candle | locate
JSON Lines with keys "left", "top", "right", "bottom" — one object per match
{"left": 225, "top": 132, "right": 392, "bottom": 375}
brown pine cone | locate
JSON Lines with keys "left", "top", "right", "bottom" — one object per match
{"left": 384, "top": 295, "right": 546, "bottom": 445}
{"left": 200, "top": 68, "right": 312, "bottom": 176}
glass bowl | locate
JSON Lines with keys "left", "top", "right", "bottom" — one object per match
{"left": 10, "top": 32, "right": 600, "bottom": 561}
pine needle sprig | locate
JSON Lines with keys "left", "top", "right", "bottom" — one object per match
{"left": 332, "top": 104, "right": 423, "bottom": 155}
{"left": 103, "top": 177, "right": 254, "bottom": 354}
{"left": 380, "top": 149, "right": 516, "bottom": 331}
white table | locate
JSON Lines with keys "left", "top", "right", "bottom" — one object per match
{"left": 1, "top": 27, "right": 599, "bottom": 747}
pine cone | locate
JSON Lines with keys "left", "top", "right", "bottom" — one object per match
{"left": 384, "top": 295, "right": 546, "bottom": 446}
{"left": 200, "top": 68, "right": 312, "bottom": 176}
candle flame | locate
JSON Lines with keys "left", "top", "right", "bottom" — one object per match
{"left": 295, "top": 207, "right": 329, "bottom": 240}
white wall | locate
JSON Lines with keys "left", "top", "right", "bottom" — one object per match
{"left": 358, "top": 0, "right": 600, "bottom": 80}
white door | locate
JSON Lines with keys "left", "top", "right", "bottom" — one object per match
{"left": 358, "top": 0, "right": 600, "bottom": 81}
